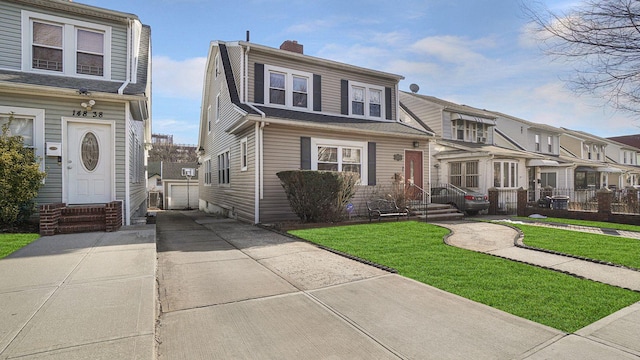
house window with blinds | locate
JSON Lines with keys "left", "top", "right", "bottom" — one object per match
{"left": 449, "top": 161, "right": 479, "bottom": 188}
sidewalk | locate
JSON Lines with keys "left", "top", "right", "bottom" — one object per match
{"left": 156, "top": 211, "right": 640, "bottom": 359}
{"left": 437, "top": 220, "right": 640, "bottom": 358}
{"left": 0, "top": 225, "right": 156, "bottom": 360}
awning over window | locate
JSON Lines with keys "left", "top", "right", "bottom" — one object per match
{"left": 575, "top": 166, "right": 597, "bottom": 172}
{"left": 527, "top": 159, "right": 560, "bottom": 167}
{"left": 597, "top": 166, "right": 623, "bottom": 173}
{"left": 451, "top": 113, "right": 496, "bottom": 126}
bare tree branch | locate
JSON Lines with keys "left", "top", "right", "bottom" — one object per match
{"left": 523, "top": 0, "right": 640, "bottom": 114}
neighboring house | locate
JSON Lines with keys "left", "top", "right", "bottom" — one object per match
{"left": 0, "top": 0, "right": 151, "bottom": 226}
{"left": 561, "top": 128, "right": 640, "bottom": 189}
{"left": 491, "top": 112, "right": 574, "bottom": 200}
{"left": 161, "top": 162, "right": 199, "bottom": 210}
{"left": 399, "top": 91, "right": 542, "bottom": 196}
{"left": 147, "top": 161, "right": 162, "bottom": 209}
{"left": 608, "top": 134, "right": 640, "bottom": 165}
{"left": 197, "top": 40, "right": 434, "bottom": 223}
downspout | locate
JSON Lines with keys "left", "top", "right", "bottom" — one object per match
{"left": 244, "top": 46, "right": 250, "bottom": 103}
{"left": 254, "top": 122, "right": 260, "bottom": 223}
{"left": 124, "top": 102, "right": 131, "bottom": 226}
{"left": 118, "top": 18, "right": 133, "bottom": 95}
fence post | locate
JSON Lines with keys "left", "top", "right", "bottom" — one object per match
{"left": 488, "top": 188, "right": 498, "bottom": 215}
{"left": 627, "top": 187, "right": 638, "bottom": 213}
{"left": 597, "top": 187, "right": 613, "bottom": 219}
{"left": 517, "top": 187, "right": 527, "bottom": 217}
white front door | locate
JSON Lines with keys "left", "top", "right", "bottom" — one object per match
{"left": 66, "top": 121, "right": 113, "bottom": 204}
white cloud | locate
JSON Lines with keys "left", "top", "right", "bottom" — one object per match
{"left": 152, "top": 56, "right": 206, "bottom": 100}
{"left": 410, "top": 35, "right": 495, "bottom": 65}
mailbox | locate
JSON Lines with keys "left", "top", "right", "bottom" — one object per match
{"left": 46, "top": 142, "right": 62, "bottom": 156}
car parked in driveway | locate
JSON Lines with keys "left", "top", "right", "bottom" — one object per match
{"left": 430, "top": 185, "right": 490, "bottom": 215}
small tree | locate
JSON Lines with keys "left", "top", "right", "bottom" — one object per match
{"left": 0, "top": 113, "right": 46, "bottom": 227}
{"left": 276, "top": 170, "right": 358, "bottom": 223}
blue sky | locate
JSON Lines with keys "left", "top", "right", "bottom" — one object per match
{"left": 80, "top": 0, "right": 639, "bottom": 145}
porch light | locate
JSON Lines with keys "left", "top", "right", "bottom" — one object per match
{"left": 413, "top": 141, "right": 420, "bottom": 148}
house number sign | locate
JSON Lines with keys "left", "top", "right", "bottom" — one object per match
{"left": 72, "top": 110, "right": 104, "bottom": 118}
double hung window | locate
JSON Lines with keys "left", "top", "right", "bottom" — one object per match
{"left": 265, "top": 65, "right": 312, "bottom": 110}
{"left": 449, "top": 161, "right": 479, "bottom": 188}
{"left": 204, "top": 159, "right": 212, "bottom": 185}
{"left": 311, "top": 138, "right": 367, "bottom": 183}
{"left": 23, "top": 11, "right": 111, "bottom": 78}
{"left": 348, "top": 81, "right": 384, "bottom": 119}
{"left": 218, "top": 151, "right": 230, "bottom": 184}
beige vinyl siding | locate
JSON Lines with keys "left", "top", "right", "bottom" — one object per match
{"left": 399, "top": 92, "right": 443, "bottom": 135}
{"left": 0, "top": 93, "right": 128, "bottom": 208}
{"left": 260, "top": 124, "right": 428, "bottom": 223}
{"left": 0, "top": 1, "right": 128, "bottom": 80}
{"left": 0, "top": 1, "right": 22, "bottom": 70}
{"left": 248, "top": 49, "right": 398, "bottom": 119}
{"left": 199, "top": 47, "right": 256, "bottom": 222}
{"left": 560, "top": 134, "right": 583, "bottom": 159}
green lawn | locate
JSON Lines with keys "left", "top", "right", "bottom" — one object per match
{"left": 512, "top": 216, "right": 640, "bottom": 232}
{"left": 290, "top": 221, "right": 640, "bottom": 333}
{"left": 505, "top": 223, "right": 640, "bottom": 269}
{"left": 0, "top": 233, "right": 39, "bottom": 259}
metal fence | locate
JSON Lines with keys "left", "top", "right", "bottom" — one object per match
{"left": 527, "top": 187, "right": 640, "bottom": 214}
{"left": 494, "top": 189, "right": 518, "bottom": 215}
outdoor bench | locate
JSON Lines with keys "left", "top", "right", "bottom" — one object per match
{"left": 366, "top": 199, "right": 409, "bottom": 222}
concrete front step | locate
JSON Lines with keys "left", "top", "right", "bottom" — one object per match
{"left": 416, "top": 213, "right": 465, "bottom": 221}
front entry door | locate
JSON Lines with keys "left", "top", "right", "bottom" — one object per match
{"left": 66, "top": 121, "right": 113, "bottom": 204}
{"left": 405, "top": 150, "right": 424, "bottom": 200}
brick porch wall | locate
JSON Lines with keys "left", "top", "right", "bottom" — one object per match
{"left": 105, "top": 201, "right": 123, "bottom": 232}
{"left": 39, "top": 203, "right": 65, "bottom": 236}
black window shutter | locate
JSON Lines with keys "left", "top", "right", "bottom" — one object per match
{"left": 385, "top": 87, "right": 392, "bottom": 120}
{"left": 313, "top": 74, "right": 321, "bottom": 111}
{"left": 300, "top": 137, "right": 311, "bottom": 170}
{"left": 255, "top": 63, "right": 264, "bottom": 104}
{"left": 340, "top": 80, "right": 349, "bottom": 115}
{"left": 368, "top": 142, "right": 376, "bottom": 185}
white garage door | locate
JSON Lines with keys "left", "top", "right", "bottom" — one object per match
{"left": 167, "top": 183, "right": 199, "bottom": 209}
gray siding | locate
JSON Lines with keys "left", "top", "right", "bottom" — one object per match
{"left": 399, "top": 92, "right": 443, "bottom": 135}
{"left": 0, "top": 0, "right": 128, "bottom": 81}
{"left": 260, "top": 124, "right": 429, "bottom": 223}
{"left": 0, "top": 1, "right": 22, "bottom": 70}
{"left": 0, "top": 93, "right": 128, "bottom": 209}
{"left": 248, "top": 49, "right": 398, "bottom": 119}
{"left": 129, "top": 117, "right": 147, "bottom": 218}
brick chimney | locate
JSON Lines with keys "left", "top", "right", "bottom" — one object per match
{"left": 280, "top": 40, "right": 303, "bottom": 54}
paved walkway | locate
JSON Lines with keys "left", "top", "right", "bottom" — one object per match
{"left": 0, "top": 225, "right": 156, "bottom": 360}
{"left": 436, "top": 220, "right": 640, "bottom": 358}
{"left": 156, "top": 211, "right": 640, "bottom": 359}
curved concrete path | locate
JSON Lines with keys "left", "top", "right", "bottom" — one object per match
{"left": 436, "top": 220, "right": 640, "bottom": 358}
{"left": 438, "top": 220, "right": 640, "bottom": 292}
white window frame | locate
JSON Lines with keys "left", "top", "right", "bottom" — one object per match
{"left": 22, "top": 11, "right": 112, "bottom": 79}
{"left": 451, "top": 119, "right": 487, "bottom": 143}
{"left": 264, "top": 65, "right": 313, "bottom": 111}
{"left": 217, "top": 149, "right": 230, "bottom": 185}
{"left": 449, "top": 160, "right": 479, "bottom": 188}
{"left": 310, "top": 138, "right": 367, "bottom": 184}
{"left": 547, "top": 136, "right": 552, "bottom": 153}
{"left": 348, "top": 81, "right": 385, "bottom": 119}
{"left": 215, "top": 93, "right": 221, "bottom": 123}
{"left": 203, "top": 158, "right": 212, "bottom": 186}
{"left": 240, "top": 137, "right": 248, "bottom": 172}
{"left": 493, "top": 160, "right": 519, "bottom": 188}
{"left": 534, "top": 134, "right": 540, "bottom": 152}
{"left": 214, "top": 53, "right": 220, "bottom": 79}
{"left": 0, "top": 106, "right": 45, "bottom": 172}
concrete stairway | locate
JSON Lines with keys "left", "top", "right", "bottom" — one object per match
{"left": 409, "top": 202, "right": 465, "bottom": 221}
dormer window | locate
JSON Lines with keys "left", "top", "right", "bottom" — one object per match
{"left": 23, "top": 11, "right": 111, "bottom": 79}
{"left": 348, "top": 81, "right": 384, "bottom": 119}
{"left": 264, "top": 65, "right": 313, "bottom": 110}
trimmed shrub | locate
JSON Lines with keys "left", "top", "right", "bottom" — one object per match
{"left": 276, "top": 170, "right": 358, "bottom": 223}
{"left": 0, "top": 115, "right": 46, "bottom": 227}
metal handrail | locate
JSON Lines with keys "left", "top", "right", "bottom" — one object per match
{"left": 407, "top": 181, "right": 430, "bottom": 203}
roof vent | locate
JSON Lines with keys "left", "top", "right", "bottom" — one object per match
{"left": 280, "top": 40, "right": 303, "bottom": 54}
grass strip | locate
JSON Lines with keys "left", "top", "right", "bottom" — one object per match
{"left": 290, "top": 221, "right": 640, "bottom": 333}
{"left": 507, "top": 223, "right": 640, "bottom": 269}
{"left": 0, "top": 233, "right": 40, "bottom": 259}
{"left": 512, "top": 216, "right": 640, "bottom": 232}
